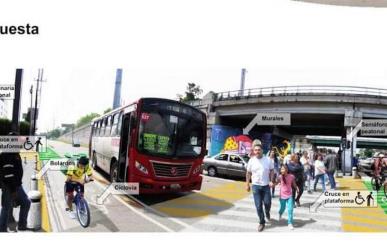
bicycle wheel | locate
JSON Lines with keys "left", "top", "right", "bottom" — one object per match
{"left": 371, "top": 177, "right": 381, "bottom": 192}
{"left": 76, "top": 197, "right": 91, "bottom": 228}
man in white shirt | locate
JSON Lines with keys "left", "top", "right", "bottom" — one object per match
{"left": 246, "top": 144, "right": 275, "bottom": 232}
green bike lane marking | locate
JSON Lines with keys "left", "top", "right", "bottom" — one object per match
{"left": 363, "top": 180, "right": 387, "bottom": 214}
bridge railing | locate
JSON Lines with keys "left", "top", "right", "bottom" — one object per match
{"left": 214, "top": 85, "right": 387, "bottom": 101}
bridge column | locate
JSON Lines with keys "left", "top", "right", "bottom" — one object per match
{"left": 343, "top": 110, "right": 362, "bottom": 175}
{"left": 206, "top": 112, "right": 221, "bottom": 154}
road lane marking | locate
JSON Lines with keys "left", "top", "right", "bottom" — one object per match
{"left": 124, "top": 195, "right": 199, "bottom": 230}
{"left": 92, "top": 180, "right": 174, "bottom": 232}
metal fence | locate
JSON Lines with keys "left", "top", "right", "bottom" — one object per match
{"left": 214, "top": 85, "right": 387, "bottom": 101}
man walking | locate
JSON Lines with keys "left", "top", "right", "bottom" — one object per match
{"left": 324, "top": 149, "right": 338, "bottom": 190}
{"left": 0, "top": 151, "right": 31, "bottom": 232}
{"left": 246, "top": 144, "right": 274, "bottom": 232}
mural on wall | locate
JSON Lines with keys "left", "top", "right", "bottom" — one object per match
{"left": 271, "top": 140, "right": 291, "bottom": 159}
{"left": 223, "top": 135, "right": 253, "bottom": 155}
{"left": 209, "top": 125, "right": 292, "bottom": 157}
{"left": 209, "top": 125, "right": 242, "bottom": 156}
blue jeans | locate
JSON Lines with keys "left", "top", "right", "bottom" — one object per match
{"left": 314, "top": 174, "right": 326, "bottom": 192}
{"left": 327, "top": 172, "right": 336, "bottom": 189}
{"left": 304, "top": 169, "right": 312, "bottom": 191}
{"left": 279, "top": 197, "right": 294, "bottom": 225}
{"left": 252, "top": 185, "right": 271, "bottom": 225}
{"left": 0, "top": 186, "right": 31, "bottom": 232}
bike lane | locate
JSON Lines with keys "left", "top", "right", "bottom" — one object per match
{"left": 42, "top": 141, "right": 180, "bottom": 232}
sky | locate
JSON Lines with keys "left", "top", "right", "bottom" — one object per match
{"left": 1, "top": 0, "right": 387, "bottom": 132}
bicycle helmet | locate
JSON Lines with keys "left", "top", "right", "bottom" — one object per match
{"left": 78, "top": 156, "right": 89, "bottom": 166}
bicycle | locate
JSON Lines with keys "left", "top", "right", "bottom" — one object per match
{"left": 64, "top": 179, "right": 93, "bottom": 228}
{"left": 371, "top": 174, "right": 387, "bottom": 199}
{"left": 371, "top": 175, "right": 383, "bottom": 192}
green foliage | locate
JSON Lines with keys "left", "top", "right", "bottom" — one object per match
{"left": 75, "top": 113, "right": 100, "bottom": 128}
{"left": 177, "top": 83, "right": 203, "bottom": 102}
{"left": 47, "top": 128, "right": 61, "bottom": 139}
{"left": 0, "top": 118, "right": 30, "bottom": 135}
{"left": 103, "top": 107, "right": 112, "bottom": 114}
{"left": 363, "top": 148, "right": 374, "bottom": 158}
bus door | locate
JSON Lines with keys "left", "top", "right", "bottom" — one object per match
{"left": 117, "top": 113, "right": 131, "bottom": 182}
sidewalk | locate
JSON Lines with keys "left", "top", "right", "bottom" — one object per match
{"left": 0, "top": 152, "right": 51, "bottom": 232}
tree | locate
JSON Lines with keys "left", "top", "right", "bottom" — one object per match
{"left": 177, "top": 83, "right": 203, "bottom": 102}
{"left": 103, "top": 107, "right": 112, "bottom": 114}
{"left": 363, "top": 148, "right": 373, "bottom": 158}
{"left": 75, "top": 113, "right": 100, "bottom": 128}
{"left": 47, "top": 128, "right": 61, "bottom": 139}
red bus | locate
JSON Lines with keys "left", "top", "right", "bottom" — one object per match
{"left": 89, "top": 98, "right": 207, "bottom": 194}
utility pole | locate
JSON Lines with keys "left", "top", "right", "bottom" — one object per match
{"left": 29, "top": 84, "right": 34, "bottom": 135}
{"left": 32, "top": 68, "right": 44, "bottom": 135}
{"left": 11, "top": 69, "right": 23, "bottom": 133}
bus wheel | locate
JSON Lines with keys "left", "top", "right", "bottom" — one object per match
{"left": 110, "top": 162, "right": 118, "bottom": 183}
{"left": 92, "top": 152, "right": 98, "bottom": 169}
{"left": 207, "top": 166, "right": 217, "bottom": 177}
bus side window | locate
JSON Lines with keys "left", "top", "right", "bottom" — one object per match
{"left": 117, "top": 112, "right": 123, "bottom": 135}
{"left": 99, "top": 119, "right": 105, "bottom": 137}
{"left": 111, "top": 113, "right": 119, "bottom": 136}
{"left": 106, "top": 115, "right": 112, "bottom": 136}
{"left": 97, "top": 120, "right": 101, "bottom": 136}
{"left": 92, "top": 122, "right": 97, "bottom": 136}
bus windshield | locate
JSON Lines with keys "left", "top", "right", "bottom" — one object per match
{"left": 137, "top": 100, "right": 205, "bottom": 159}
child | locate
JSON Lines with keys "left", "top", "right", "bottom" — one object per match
{"left": 277, "top": 164, "right": 299, "bottom": 230}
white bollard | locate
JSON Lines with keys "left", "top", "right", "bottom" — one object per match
{"left": 30, "top": 174, "right": 38, "bottom": 191}
{"left": 27, "top": 190, "right": 42, "bottom": 231}
{"left": 352, "top": 167, "right": 358, "bottom": 179}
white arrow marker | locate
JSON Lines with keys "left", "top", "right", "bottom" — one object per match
{"left": 36, "top": 158, "right": 76, "bottom": 179}
{"left": 309, "top": 192, "right": 326, "bottom": 213}
{"left": 96, "top": 183, "right": 139, "bottom": 205}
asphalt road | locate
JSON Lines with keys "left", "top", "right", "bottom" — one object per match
{"left": 44, "top": 140, "right": 234, "bottom": 232}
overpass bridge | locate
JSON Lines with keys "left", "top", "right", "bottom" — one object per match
{"left": 190, "top": 85, "right": 387, "bottom": 174}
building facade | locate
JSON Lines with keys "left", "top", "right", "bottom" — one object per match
{"left": 0, "top": 99, "right": 9, "bottom": 119}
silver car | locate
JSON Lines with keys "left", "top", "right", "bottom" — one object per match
{"left": 203, "top": 153, "right": 250, "bottom": 178}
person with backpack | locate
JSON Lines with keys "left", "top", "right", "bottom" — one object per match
{"left": 0, "top": 151, "right": 31, "bottom": 232}
{"left": 287, "top": 153, "right": 304, "bottom": 207}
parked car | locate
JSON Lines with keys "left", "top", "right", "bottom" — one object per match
{"left": 358, "top": 157, "right": 374, "bottom": 174}
{"left": 203, "top": 153, "right": 250, "bottom": 178}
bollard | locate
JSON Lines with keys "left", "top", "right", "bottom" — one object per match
{"left": 27, "top": 190, "right": 42, "bottom": 231}
{"left": 30, "top": 174, "right": 38, "bottom": 191}
{"left": 352, "top": 167, "right": 358, "bottom": 179}
{"left": 35, "top": 155, "right": 39, "bottom": 171}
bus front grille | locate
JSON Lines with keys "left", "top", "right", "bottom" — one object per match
{"left": 152, "top": 162, "right": 192, "bottom": 178}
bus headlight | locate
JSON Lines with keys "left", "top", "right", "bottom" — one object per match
{"left": 192, "top": 165, "right": 202, "bottom": 175}
{"left": 135, "top": 161, "right": 149, "bottom": 175}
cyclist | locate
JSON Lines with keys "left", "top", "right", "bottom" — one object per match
{"left": 373, "top": 153, "right": 387, "bottom": 191}
{"left": 65, "top": 156, "right": 93, "bottom": 219}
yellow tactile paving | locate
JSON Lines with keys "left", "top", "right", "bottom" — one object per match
{"left": 152, "top": 181, "right": 249, "bottom": 218}
{"left": 338, "top": 178, "right": 387, "bottom": 232}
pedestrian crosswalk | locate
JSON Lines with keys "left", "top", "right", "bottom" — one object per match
{"left": 151, "top": 178, "right": 342, "bottom": 232}
{"left": 181, "top": 189, "right": 342, "bottom": 232}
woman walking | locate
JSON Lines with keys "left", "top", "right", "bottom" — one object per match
{"left": 287, "top": 154, "right": 304, "bottom": 207}
{"left": 277, "top": 164, "right": 299, "bottom": 230}
{"left": 314, "top": 154, "right": 326, "bottom": 192}
{"left": 270, "top": 150, "right": 280, "bottom": 197}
